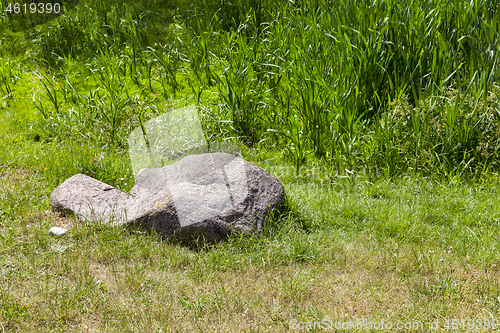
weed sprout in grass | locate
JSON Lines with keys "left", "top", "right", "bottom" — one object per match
{"left": 147, "top": 46, "right": 179, "bottom": 96}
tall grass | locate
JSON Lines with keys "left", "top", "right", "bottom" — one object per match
{"left": 0, "top": 56, "right": 14, "bottom": 97}
{"left": 16, "top": 0, "right": 500, "bottom": 177}
{"left": 182, "top": 0, "right": 500, "bottom": 176}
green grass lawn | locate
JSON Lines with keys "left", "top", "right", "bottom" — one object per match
{"left": 1, "top": 0, "right": 500, "bottom": 331}
{"left": 2, "top": 104, "right": 500, "bottom": 331}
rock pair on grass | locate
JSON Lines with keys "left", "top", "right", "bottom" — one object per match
{"left": 50, "top": 153, "right": 285, "bottom": 245}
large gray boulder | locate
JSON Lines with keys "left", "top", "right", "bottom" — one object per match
{"left": 50, "top": 153, "right": 284, "bottom": 243}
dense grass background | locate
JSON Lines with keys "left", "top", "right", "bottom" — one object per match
{"left": 1, "top": 0, "right": 499, "bottom": 179}
{"left": 1, "top": 0, "right": 500, "bottom": 331}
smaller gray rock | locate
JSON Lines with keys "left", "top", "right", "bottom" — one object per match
{"left": 49, "top": 227, "right": 68, "bottom": 237}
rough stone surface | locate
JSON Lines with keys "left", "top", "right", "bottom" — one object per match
{"left": 50, "top": 153, "right": 285, "bottom": 243}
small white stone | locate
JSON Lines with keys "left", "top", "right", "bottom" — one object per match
{"left": 49, "top": 227, "right": 68, "bottom": 236}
